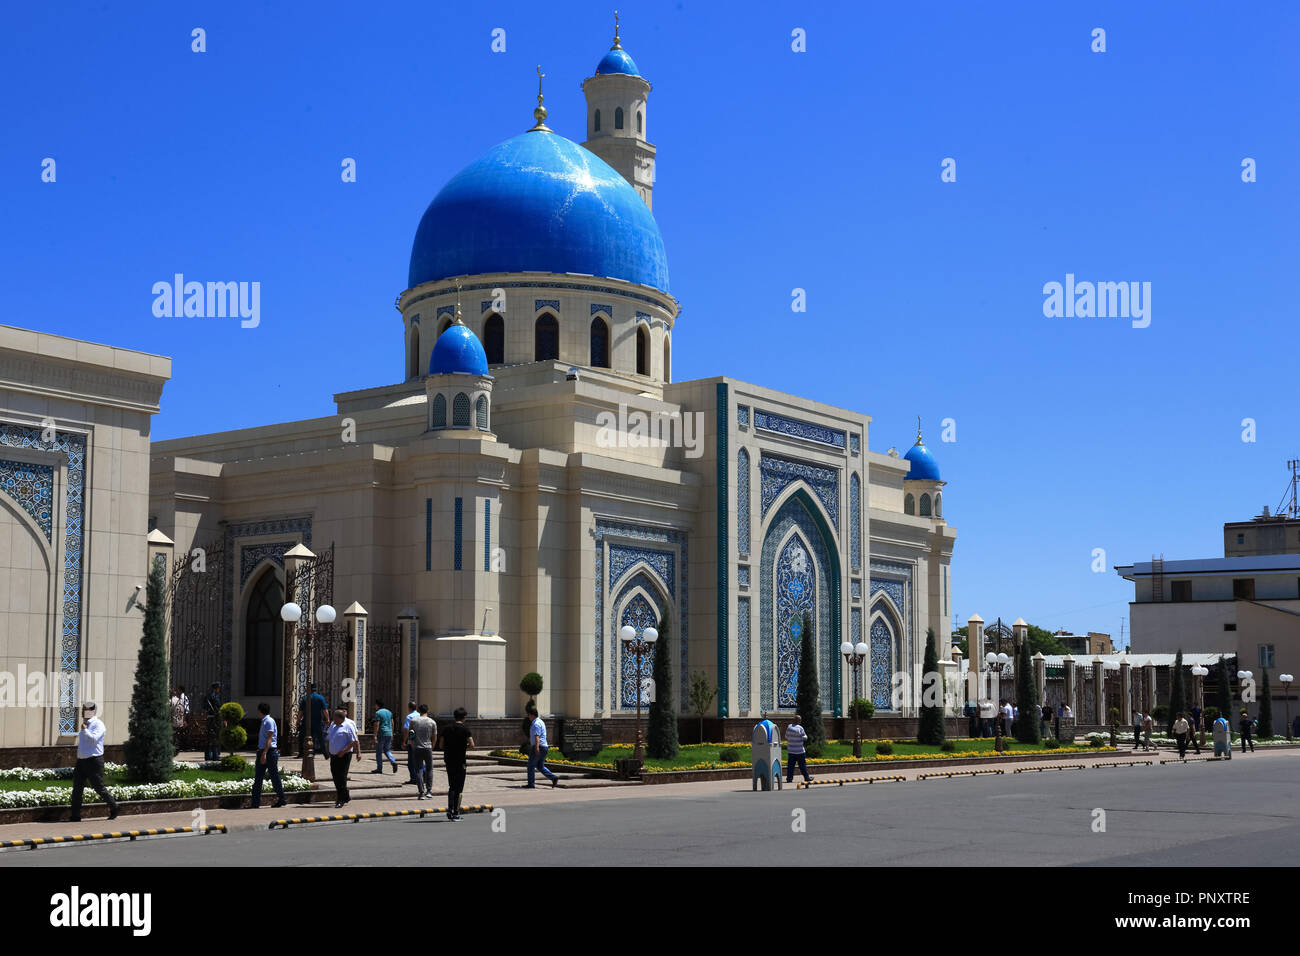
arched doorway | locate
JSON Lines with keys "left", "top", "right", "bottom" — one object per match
{"left": 243, "top": 567, "right": 283, "bottom": 697}
{"left": 484, "top": 313, "right": 504, "bottom": 365}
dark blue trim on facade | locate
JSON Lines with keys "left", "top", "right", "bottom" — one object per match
{"left": 454, "top": 497, "right": 463, "bottom": 571}
{"left": 716, "top": 382, "right": 729, "bottom": 718}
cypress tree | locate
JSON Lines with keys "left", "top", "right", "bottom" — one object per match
{"left": 795, "top": 612, "right": 826, "bottom": 757}
{"left": 918, "top": 628, "right": 945, "bottom": 745}
{"left": 1167, "top": 649, "right": 1187, "bottom": 736}
{"left": 1015, "top": 634, "right": 1040, "bottom": 744}
{"left": 124, "top": 561, "right": 174, "bottom": 783}
{"left": 1258, "top": 668, "right": 1274, "bottom": 737}
{"left": 1216, "top": 656, "right": 1234, "bottom": 721}
{"left": 646, "top": 619, "right": 679, "bottom": 759}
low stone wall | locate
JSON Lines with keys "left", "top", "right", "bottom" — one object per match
{"left": 0, "top": 745, "right": 127, "bottom": 769}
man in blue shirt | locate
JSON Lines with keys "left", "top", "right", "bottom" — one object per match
{"left": 298, "top": 684, "right": 329, "bottom": 757}
{"left": 399, "top": 700, "right": 419, "bottom": 786}
{"left": 325, "top": 708, "right": 362, "bottom": 807}
{"left": 250, "top": 702, "right": 287, "bottom": 809}
{"left": 526, "top": 706, "right": 558, "bottom": 788}
{"left": 370, "top": 699, "right": 399, "bottom": 774}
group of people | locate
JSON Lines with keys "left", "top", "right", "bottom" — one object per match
{"left": 964, "top": 698, "right": 1073, "bottom": 738}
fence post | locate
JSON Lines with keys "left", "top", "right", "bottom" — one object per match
{"left": 283, "top": 543, "right": 316, "bottom": 749}
{"left": 345, "top": 602, "right": 369, "bottom": 725}
{"left": 398, "top": 609, "right": 420, "bottom": 713}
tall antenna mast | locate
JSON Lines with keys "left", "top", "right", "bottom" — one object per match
{"left": 1282, "top": 459, "right": 1300, "bottom": 519}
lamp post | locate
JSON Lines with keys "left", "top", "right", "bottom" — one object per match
{"left": 841, "top": 640, "right": 869, "bottom": 757}
{"left": 296, "top": 603, "right": 336, "bottom": 782}
{"left": 1103, "top": 660, "right": 1120, "bottom": 745}
{"left": 1281, "top": 673, "right": 1294, "bottom": 740}
{"left": 619, "top": 623, "right": 658, "bottom": 761}
{"left": 279, "top": 602, "right": 302, "bottom": 765}
{"left": 986, "top": 651, "right": 1010, "bottom": 749}
{"left": 1191, "top": 665, "right": 1209, "bottom": 746}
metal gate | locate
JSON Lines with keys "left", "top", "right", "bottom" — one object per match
{"left": 366, "top": 623, "right": 403, "bottom": 714}
{"left": 166, "top": 539, "right": 227, "bottom": 750}
{"left": 290, "top": 544, "right": 339, "bottom": 739}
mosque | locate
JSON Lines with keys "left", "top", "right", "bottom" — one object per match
{"left": 0, "top": 25, "right": 956, "bottom": 747}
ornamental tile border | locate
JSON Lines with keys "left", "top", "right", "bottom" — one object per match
{"left": 737, "top": 597, "right": 751, "bottom": 712}
{"left": 409, "top": 280, "right": 673, "bottom": 312}
{"left": 0, "top": 422, "right": 86, "bottom": 734}
{"left": 590, "top": 303, "right": 613, "bottom": 316}
{"left": 759, "top": 453, "right": 839, "bottom": 529}
{"left": 0, "top": 458, "right": 54, "bottom": 540}
{"left": 535, "top": 299, "right": 560, "bottom": 312}
{"left": 737, "top": 447, "right": 750, "bottom": 554}
{"left": 754, "top": 409, "right": 846, "bottom": 449}
{"left": 238, "top": 541, "right": 294, "bottom": 586}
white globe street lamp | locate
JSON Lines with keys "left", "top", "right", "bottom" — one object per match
{"left": 280, "top": 602, "right": 302, "bottom": 623}
{"left": 621, "top": 624, "right": 658, "bottom": 761}
{"left": 1281, "top": 673, "right": 1295, "bottom": 740}
{"left": 315, "top": 604, "right": 337, "bottom": 625}
{"left": 841, "top": 640, "right": 870, "bottom": 757}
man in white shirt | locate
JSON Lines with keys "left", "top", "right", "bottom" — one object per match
{"left": 784, "top": 715, "right": 812, "bottom": 784}
{"left": 325, "top": 708, "right": 362, "bottom": 808}
{"left": 71, "top": 702, "right": 119, "bottom": 823}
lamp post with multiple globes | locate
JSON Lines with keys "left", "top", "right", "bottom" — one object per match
{"left": 985, "top": 652, "right": 1010, "bottom": 749}
{"left": 619, "top": 623, "right": 658, "bottom": 761}
{"left": 281, "top": 601, "right": 336, "bottom": 781}
{"left": 1190, "top": 665, "right": 1209, "bottom": 745}
{"left": 840, "top": 640, "right": 869, "bottom": 757}
{"left": 1281, "top": 673, "right": 1294, "bottom": 740}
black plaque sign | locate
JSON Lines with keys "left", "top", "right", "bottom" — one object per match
{"left": 1056, "top": 717, "right": 1076, "bottom": 744}
{"left": 562, "top": 718, "right": 603, "bottom": 757}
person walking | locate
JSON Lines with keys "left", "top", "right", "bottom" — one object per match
{"left": 526, "top": 706, "right": 558, "bottom": 788}
{"left": 1239, "top": 710, "right": 1255, "bottom": 754}
{"left": 250, "top": 702, "right": 287, "bottom": 809}
{"left": 298, "top": 684, "right": 329, "bottom": 757}
{"left": 964, "top": 699, "right": 977, "bottom": 738}
{"left": 70, "top": 702, "right": 120, "bottom": 823}
{"left": 1190, "top": 703, "right": 1204, "bottom": 751}
{"left": 1212, "top": 713, "right": 1232, "bottom": 758}
{"left": 170, "top": 686, "right": 188, "bottom": 749}
{"left": 1141, "top": 711, "right": 1154, "bottom": 751}
{"left": 325, "top": 708, "right": 362, "bottom": 808}
{"left": 1132, "top": 710, "right": 1143, "bottom": 749}
{"left": 370, "top": 700, "right": 399, "bottom": 774}
{"left": 784, "top": 714, "right": 812, "bottom": 784}
{"left": 441, "top": 707, "right": 475, "bottom": 820}
{"left": 407, "top": 704, "right": 437, "bottom": 799}
{"left": 1040, "top": 703, "right": 1052, "bottom": 740}
{"left": 203, "top": 682, "right": 222, "bottom": 761}
{"left": 400, "top": 700, "right": 419, "bottom": 787}
{"left": 1173, "top": 712, "right": 1191, "bottom": 759}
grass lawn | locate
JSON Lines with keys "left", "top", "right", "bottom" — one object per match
{"left": 0, "top": 766, "right": 266, "bottom": 792}
{"left": 529, "top": 737, "right": 1101, "bottom": 771}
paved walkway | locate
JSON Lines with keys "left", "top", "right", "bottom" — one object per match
{"left": 0, "top": 747, "right": 1190, "bottom": 843}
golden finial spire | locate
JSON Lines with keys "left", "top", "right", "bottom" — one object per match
{"left": 916, "top": 415, "right": 923, "bottom": 443}
{"left": 453, "top": 280, "right": 464, "bottom": 324}
{"left": 612, "top": 10, "right": 622, "bottom": 49}
{"left": 528, "top": 64, "right": 551, "bottom": 131}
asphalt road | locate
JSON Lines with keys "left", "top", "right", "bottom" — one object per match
{"left": 5, "top": 752, "right": 1297, "bottom": 867}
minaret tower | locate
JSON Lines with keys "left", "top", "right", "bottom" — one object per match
{"left": 582, "top": 12, "right": 657, "bottom": 209}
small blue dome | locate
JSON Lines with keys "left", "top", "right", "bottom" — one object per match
{"left": 596, "top": 47, "right": 640, "bottom": 76}
{"left": 904, "top": 440, "right": 941, "bottom": 481}
{"left": 408, "top": 130, "right": 669, "bottom": 293}
{"left": 429, "top": 322, "right": 488, "bottom": 376}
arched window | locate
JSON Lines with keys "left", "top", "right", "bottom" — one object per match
{"left": 484, "top": 313, "right": 504, "bottom": 365}
{"left": 636, "top": 110, "right": 643, "bottom": 134}
{"left": 453, "top": 392, "right": 470, "bottom": 428}
{"left": 662, "top": 336, "right": 671, "bottom": 383}
{"left": 475, "top": 395, "right": 488, "bottom": 430}
{"left": 615, "top": 107, "right": 624, "bottom": 130}
{"left": 919, "top": 493, "right": 932, "bottom": 517}
{"left": 904, "top": 493, "right": 915, "bottom": 515}
{"left": 590, "top": 316, "right": 610, "bottom": 368}
{"left": 535, "top": 313, "right": 559, "bottom": 361}
{"left": 407, "top": 324, "right": 421, "bottom": 380}
{"left": 636, "top": 324, "right": 649, "bottom": 375}
{"left": 934, "top": 492, "right": 942, "bottom": 518}
{"left": 431, "top": 393, "right": 447, "bottom": 428}
{"left": 243, "top": 568, "right": 282, "bottom": 696}
{"left": 594, "top": 109, "right": 601, "bottom": 132}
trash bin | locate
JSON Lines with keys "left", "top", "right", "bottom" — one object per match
{"left": 752, "top": 719, "right": 783, "bottom": 791}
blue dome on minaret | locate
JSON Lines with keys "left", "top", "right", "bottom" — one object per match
{"left": 429, "top": 315, "right": 489, "bottom": 377}
{"left": 903, "top": 420, "right": 941, "bottom": 481}
{"left": 595, "top": 14, "right": 640, "bottom": 75}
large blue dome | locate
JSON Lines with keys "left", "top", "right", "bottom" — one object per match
{"left": 903, "top": 439, "right": 941, "bottom": 481}
{"left": 408, "top": 130, "right": 669, "bottom": 294}
{"left": 429, "top": 322, "right": 489, "bottom": 376}
{"left": 596, "top": 47, "right": 640, "bottom": 76}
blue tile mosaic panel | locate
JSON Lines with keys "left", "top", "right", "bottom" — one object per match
{"left": 238, "top": 541, "right": 293, "bottom": 585}
{"left": 776, "top": 536, "right": 815, "bottom": 707}
{"left": 593, "top": 520, "right": 689, "bottom": 713}
{"left": 608, "top": 545, "right": 674, "bottom": 595}
{"left": 851, "top": 579, "right": 862, "bottom": 600}
{"left": 737, "top": 405, "right": 750, "bottom": 427}
{"left": 619, "top": 592, "right": 659, "bottom": 707}
{"left": 754, "top": 409, "right": 846, "bottom": 448}
{"left": 484, "top": 500, "right": 491, "bottom": 572}
{"left": 737, "top": 448, "right": 750, "bottom": 554}
{"left": 535, "top": 299, "right": 560, "bottom": 312}
{"left": 425, "top": 499, "right": 432, "bottom": 571}
{"left": 738, "top": 565, "right": 750, "bottom": 588}
{"left": 850, "top": 433, "right": 860, "bottom": 455}
{"left": 0, "top": 423, "right": 86, "bottom": 735}
{"left": 737, "top": 597, "right": 751, "bottom": 711}
{"left": 850, "top": 472, "right": 861, "bottom": 572}
{"left": 590, "top": 303, "right": 613, "bottom": 316}
{"left": 870, "top": 614, "right": 896, "bottom": 710}
{"left": 759, "top": 453, "right": 839, "bottom": 529}
{"left": 0, "top": 458, "right": 54, "bottom": 540}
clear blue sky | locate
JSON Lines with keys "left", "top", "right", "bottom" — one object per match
{"left": 4, "top": 1, "right": 1297, "bottom": 643}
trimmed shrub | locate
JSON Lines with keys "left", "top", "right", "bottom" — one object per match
{"left": 1043, "top": 737, "right": 1060, "bottom": 749}
{"left": 1089, "top": 737, "right": 1105, "bottom": 748}
{"left": 1014, "top": 637, "right": 1040, "bottom": 745}
{"left": 718, "top": 747, "right": 741, "bottom": 763}
{"left": 1258, "top": 668, "right": 1274, "bottom": 738}
{"left": 875, "top": 741, "right": 894, "bottom": 755}
{"left": 646, "top": 620, "right": 679, "bottom": 760}
{"left": 940, "top": 740, "right": 956, "bottom": 752}
{"left": 918, "top": 628, "right": 946, "bottom": 745}
{"left": 123, "top": 561, "right": 174, "bottom": 783}
{"left": 520, "top": 672, "right": 544, "bottom": 698}
{"left": 848, "top": 698, "right": 874, "bottom": 720}
{"left": 220, "top": 753, "right": 248, "bottom": 772}
{"left": 218, "top": 701, "right": 246, "bottom": 756}
{"left": 1167, "top": 649, "right": 1187, "bottom": 735}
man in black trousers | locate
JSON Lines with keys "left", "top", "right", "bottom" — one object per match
{"left": 203, "top": 682, "right": 222, "bottom": 761}
{"left": 250, "top": 702, "right": 287, "bottom": 810}
{"left": 441, "top": 707, "right": 475, "bottom": 820}
{"left": 70, "top": 702, "right": 119, "bottom": 823}
{"left": 324, "top": 708, "right": 361, "bottom": 807}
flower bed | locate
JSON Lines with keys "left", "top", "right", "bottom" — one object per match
{"left": 0, "top": 761, "right": 309, "bottom": 808}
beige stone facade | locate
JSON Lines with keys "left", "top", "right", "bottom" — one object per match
{"left": 0, "top": 325, "right": 170, "bottom": 746}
